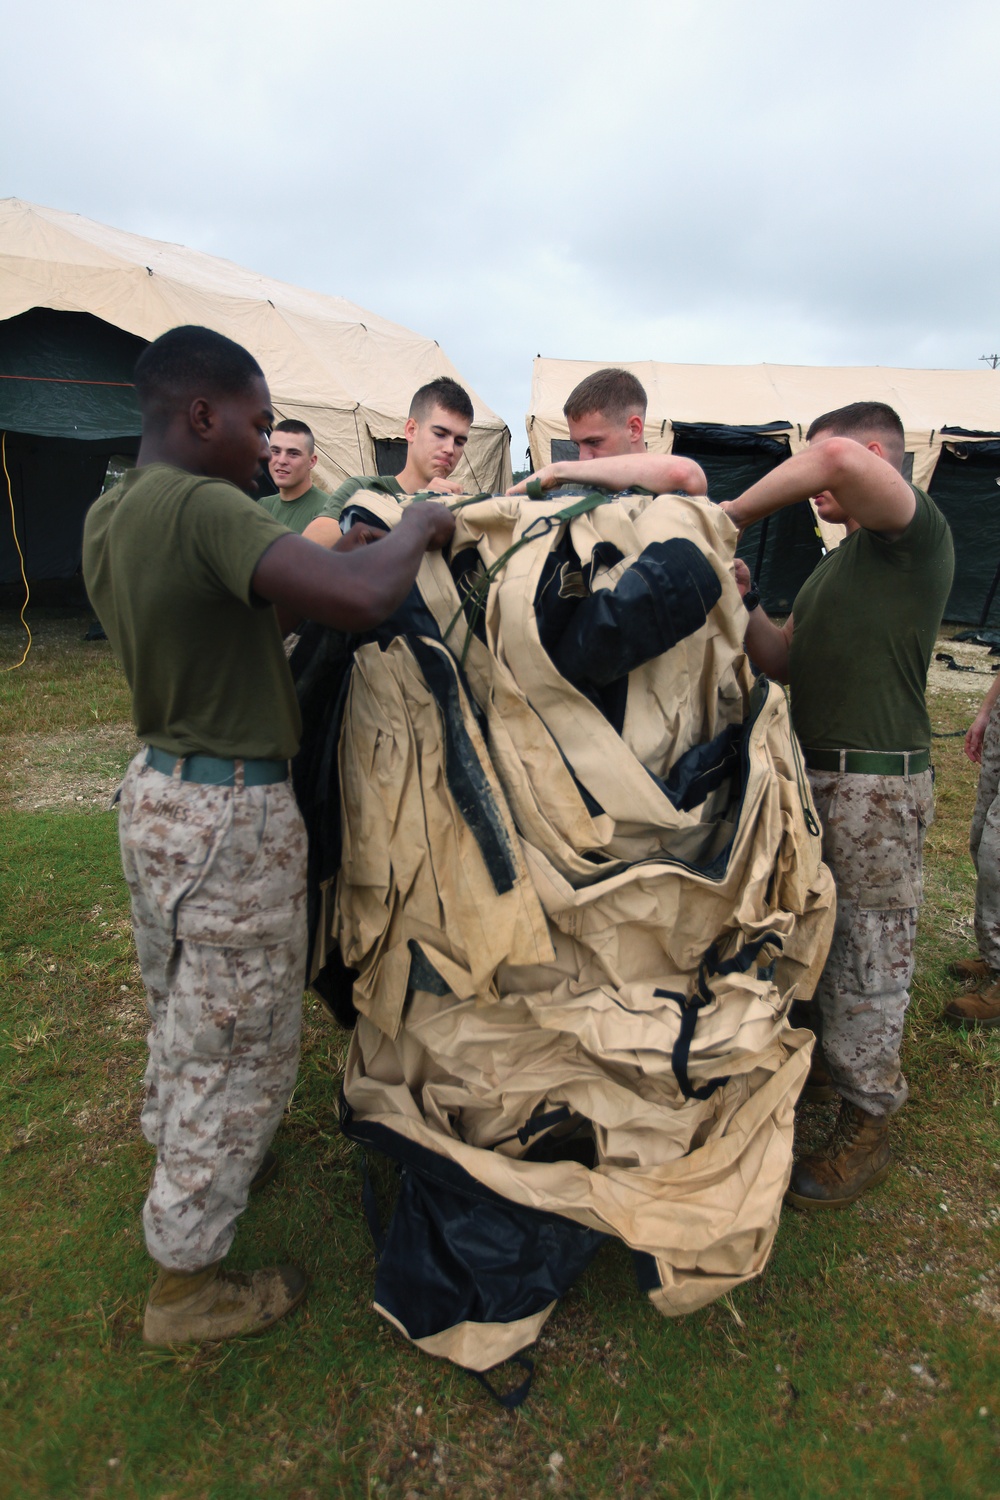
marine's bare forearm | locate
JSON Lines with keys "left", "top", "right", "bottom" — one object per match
{"left": 722, "top": 438, "right": 915, "bottom": 536}
{"left": 508, "top": 454, "right": 708, "bottom": 497}
{"left": 744, "top": 606, "right": 794, "bottom": 682}
{"left": 253, "top": 505, "right": 454, "bottom": 632}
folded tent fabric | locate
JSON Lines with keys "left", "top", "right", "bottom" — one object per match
{"left": 294, "top": 487, "right": 835, "bottom": 1376}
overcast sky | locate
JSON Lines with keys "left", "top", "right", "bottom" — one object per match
{"left": 3, "top": 0, "right": 998, "bottom": 461}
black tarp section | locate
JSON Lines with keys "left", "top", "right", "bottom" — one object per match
{"left": 928, "top": 440, "right": 1000, "bottom": 625}
{"left": 669, "top": 423, "right": 821, "bottom": 613}
{"left": 0, "top": 308, "right": 146, "bottom": 582}
{"left": 340, "top": 1102, "right": 608, "bottom": 1347}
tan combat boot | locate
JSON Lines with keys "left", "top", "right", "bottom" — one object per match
{"left": 785, "top": 1099, "right": 891, "bottom": 1210}
{"left": 941, "top": 976, "right": 1000, "bottom": 1030}
{"left": 142, "top": 1260, "right": 307, "bottom": 1346}
{"left": 946, "top": 955, "right": 993, "bottom": 984}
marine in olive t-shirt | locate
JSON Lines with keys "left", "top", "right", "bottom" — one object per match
{"left": 83, "top": 464, "right": 301, "bottom": 759}
{"left": 257, "top": 482, "right": 330, "bottom": 534}
{"left": 788, "top": 486, "right": 954, "bottom": 753}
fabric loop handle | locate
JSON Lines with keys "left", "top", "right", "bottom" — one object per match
{"left": 471, "top": 1353, "right": 535, "bottom": 1410}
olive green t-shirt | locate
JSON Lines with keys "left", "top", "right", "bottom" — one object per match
{"left": 788, "top": 487, "right": 954, "bottom": 753}
{"left": 257, "top": 482, "right": 330, "bottom": 534}
{"left": 322, "top": 473, "right": 404, "bottom": 522}
{"left": 83, "top": 464, "right": 302, "bottom": 759}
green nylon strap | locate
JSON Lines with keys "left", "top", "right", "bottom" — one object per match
{"left": 144, "top": 746, "right": 288, "bottom": 786}
{"left": 803, "top": 747, "right": 931, "bottom": 777}
{"left": 533, "top": 490, "right": 615, "bottom": 524}
{"left": 402, "top": 491, "right": 492, "bottom": 510}
{"left": 447, "top": 492, "right": 492, "bottom": 510}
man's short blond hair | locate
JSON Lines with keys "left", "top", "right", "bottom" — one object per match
{"left": 563, "top": 368, "right": 647, "bottom": 425}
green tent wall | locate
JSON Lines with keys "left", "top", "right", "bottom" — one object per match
{"left": 0, "top": 309, "right": 144, "bottom": 584}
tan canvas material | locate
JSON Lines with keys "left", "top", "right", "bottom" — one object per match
{"left": 328, "top": 489, "right": 835, "bottom": 1373}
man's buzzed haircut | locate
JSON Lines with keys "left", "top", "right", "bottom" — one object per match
{"left": 409, "top": 377, "right": 474, "bottom": 424}
{"left": 273, "top": 418, "right": 315, "bottom": 453}
{"left": 564, "top": 367, "right": 648, "bottom": 424}
{"left": 807, "top": 401, "right": 906, "bottom": 465}
{"left": 133, "top": 325, "right": 265, "bottom": 421}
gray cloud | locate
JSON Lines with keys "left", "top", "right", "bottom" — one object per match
{"left": 3, "top": 0, "right": 998, "bottom": 446}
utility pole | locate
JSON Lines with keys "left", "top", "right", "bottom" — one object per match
{"left": 980, "top": 354, "right": 1000, "bottom": 369}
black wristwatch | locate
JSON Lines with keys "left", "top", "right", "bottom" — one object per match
{"left": 743, "top": 584, "right": 761, "bottom": 613}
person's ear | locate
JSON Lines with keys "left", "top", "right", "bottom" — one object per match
{"left": 309, "top": 450, "right": 317, "bottom": 470}
{"left": 404, "top": 416, "right": 418, "bottom": 443}
{"left": 189, "top": 397, "right": 213, "bottom": 439}
{"left": 627, "top": 414, "right": 644, "bottom": 443}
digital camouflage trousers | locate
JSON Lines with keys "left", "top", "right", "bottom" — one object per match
{"left": 806, "top": 768, "right": 933, "bottom": 1117}
{"left": 971, "top": 700, "right": 1000, "bottom": 973}
{"left": 118, "top": 752, "right": 307, "bottom": 1271}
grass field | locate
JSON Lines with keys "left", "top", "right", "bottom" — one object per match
{"left": 1, "top": 611, "right": 998, "bottom": 1499}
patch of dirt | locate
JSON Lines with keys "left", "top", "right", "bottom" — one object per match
{"left": 926, "top": 636, "right": 999, "bottom": 704}
{"left": 2, "top": 724, "right": 139, "bottom": 812}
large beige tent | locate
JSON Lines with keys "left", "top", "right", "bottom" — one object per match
{"left": 528, "top": 357, "right": 999, "bottom": 489}
{"left": 528, "top": 358, "right": 1000, "bottom": 621}
{"left": 0, "top": 198, "right": 510, "bottom": 582}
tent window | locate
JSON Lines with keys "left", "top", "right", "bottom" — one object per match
{"left": 902, "top": 453, "right": 914, "bottom": 483}
{"left": 0, "top": 431, "right": 139, "bottom": 586}
{"left": 551, "top": 439, "right": 580, "bottom": 464}
{"left": 375, "top": 439, "right": 408, "bottom": 477}
{"left": 671, "top": 422, "right": 790, "bottom": 457}
{"left": 671, "top": 425, "right": 816, "bottom": 614}
{"left": 929, "top": 447, "right": 1000, "bottom": 624}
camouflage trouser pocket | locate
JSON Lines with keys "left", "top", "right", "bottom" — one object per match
{"left": 808, "top": 769, "right": 932, "bottom": 912}
{"left": 165, "top": 987, "right": 240, "bottom": 1060}
{"left": 175, "top": 902, "right": 297, "bottom": 948}
{"left": 857, "top": 876, "right": 918, "bottom": 911}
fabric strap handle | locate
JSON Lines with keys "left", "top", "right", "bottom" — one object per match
{"left": 471, "top": 1353, "right": 535, "bottom": 1409}
{"left": 655, "top": 931, "right": 785, "bottom": 1100}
